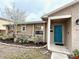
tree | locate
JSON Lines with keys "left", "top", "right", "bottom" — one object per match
{"left": 3, "top": 3, "right": 27, "bottom": 38}
{"left": 4, "top": 3, "right": 26, "bottom": 23}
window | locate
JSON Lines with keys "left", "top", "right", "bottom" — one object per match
{"left": 35, "top": 25, "right": 44, "bottom": 35}
{"left": 35, "top": 25, "right": 44, "bottom": 30}
{"left": 35, "top": 26, "right": 41, "bottom": 30}
{"left": 35, "top": 31, "right": 43, "bottom": 35}
{"left": 23, "top": 27, "right": 25, "bottom": 30}
{"left": 21, "top": 26, "right": 26, "bottom": 31}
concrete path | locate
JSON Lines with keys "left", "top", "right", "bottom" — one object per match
{"left": 51, "top": 52, "right": 69, "bottom": 59}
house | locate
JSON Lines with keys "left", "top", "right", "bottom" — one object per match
{"left": 42, "top": 0, "right": 79, "bottom": 54}
{"left": 6, "top": 21, "right": 46, "bottom": 42}
{"left": 4, "top": 0, "right": 79, "bottom": 55}
{"left": 0, "top": 17, "right": 13, "bottom": 36}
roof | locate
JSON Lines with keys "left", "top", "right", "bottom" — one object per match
{"left": 17, "top": 21, "right": 46, "bottom": 25}
{"left": 42, "top": 0, "right": 79, "bottom": 18}
{"left": 0, "top": 17, "right": 14, "bottom": 22}
{"left": 5, "top": 21, "right": 46, "bottom": 25}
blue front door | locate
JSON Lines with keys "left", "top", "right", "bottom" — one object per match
{"left": 54, "top": 25, "right": 63, "bottom": 44}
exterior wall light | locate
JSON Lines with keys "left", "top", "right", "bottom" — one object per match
{"left": 76, "top": 19, "right": 79, "bottom": 25}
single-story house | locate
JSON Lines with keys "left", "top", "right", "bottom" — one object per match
{"left": 6, "top": 21, "right": 47, "bottom": 42}
{"left": 42, "top": 0, "right": 79, "bottom": 54}
{"left": 4, "top": 0, "right": 79, "bottom": 55}
{"left": 0, "top": 18, "right": 13, "bottom": 36}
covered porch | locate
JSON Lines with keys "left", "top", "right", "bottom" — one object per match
{"left": 47, "top": 15, "right": 72, "bottom": 54}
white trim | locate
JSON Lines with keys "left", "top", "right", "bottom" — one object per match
{"left": 43, "top": 24, "right": 45, "bottom": 42}
{"left": 32, "top": 24, "right": 35, "bottom": 36}
{"left": 52, "top": 24, "right": 64, "bottom": 45}
{"left": 47, "top": 18, "right": 51, "bottom": 49}
{"left": 49, "top": 15, "right": 71, "bottom": 20}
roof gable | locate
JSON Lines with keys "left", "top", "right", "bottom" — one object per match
{"left": 42, "top": 0, "right": 79, "bottom": 18}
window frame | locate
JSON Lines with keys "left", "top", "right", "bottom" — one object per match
{"left": 21, "top": 25, "right": 26, "bottom": 32}
{"left": 35, "top": 31, "right": 43, "bottom": 35}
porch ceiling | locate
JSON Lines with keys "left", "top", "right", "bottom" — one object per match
{"left": 49, "top": 15, "right": 71, "bottom": 20}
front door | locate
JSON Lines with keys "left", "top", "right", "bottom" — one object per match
{"left": 54, "top": 25, "right": 63, "bottom": 45}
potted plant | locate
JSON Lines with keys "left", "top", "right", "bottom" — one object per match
{"left": 73, "top": 49, "right": 79, "bottom": 59}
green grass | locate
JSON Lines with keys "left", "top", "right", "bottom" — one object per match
{"left": 4, "top": 49, "right": 50, "bottom": 59}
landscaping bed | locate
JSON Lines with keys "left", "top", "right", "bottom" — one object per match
{"left": 0, "top": 34, "right": 47, "bottom": 46}
{"left": 0, "top": 38, "right": 14, "bottom": 44}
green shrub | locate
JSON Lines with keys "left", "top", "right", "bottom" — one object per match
{"left": 29, "top": 36, "right": 43, "bottom": 44}
{"left": 14, "top": 35, "right": 29, "bottom": 44}
{"left": 2, "top": 35, "right": 13, "bottom": 40}
{"left": 0, "top": 33, "right": 4, "bottom": 39}
{"left": 14, "top": 34, "right": 43, "bottom": 44}
{"left": 73, "top": 49, "right": 79, "bottom": 57}
{"left": 0, "top": 33, "right": 13, "bottom": 40}
{"left": 32, "top": 36, "right": 38, "bottom": 44}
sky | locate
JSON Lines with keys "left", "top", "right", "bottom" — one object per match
{"left": 0, "top": 0, "right": 73, "bottom": 21}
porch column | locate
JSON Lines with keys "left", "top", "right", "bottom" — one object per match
{"left": 6, "top": 26, "right": 8, "bottom": 35}
{"left": 47, "top": 17, "right": 51, "bottom": 49}
{"left": 32, "top": 24, "right": 35, "bottom": 36}
{"left": 43, "top": 24, "right": 45, "bottom": 42}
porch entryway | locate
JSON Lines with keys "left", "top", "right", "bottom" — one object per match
{"left": 47, "top": 15, "right": 72, "bottom": 54}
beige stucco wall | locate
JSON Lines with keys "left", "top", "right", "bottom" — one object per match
{"left": 65, "top": 19, "right": 72, "bottom": 51}
{"left": 48, "top": 2, "right": 79, "bottom": 51}
{"left": 16, "top": 23, "right": 46, "bottom": 42}
{"left": 17, "top": 24, "right": 33, "bottom": 35}
{"left": 0, "top": 19, "right": 13, "bottom": 35}
{"left": 0, "top": 20, "right": 13, "bottom": 25}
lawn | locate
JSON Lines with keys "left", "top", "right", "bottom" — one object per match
{"left": 0, "top": 43, "right": 51, "bottom": 59}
